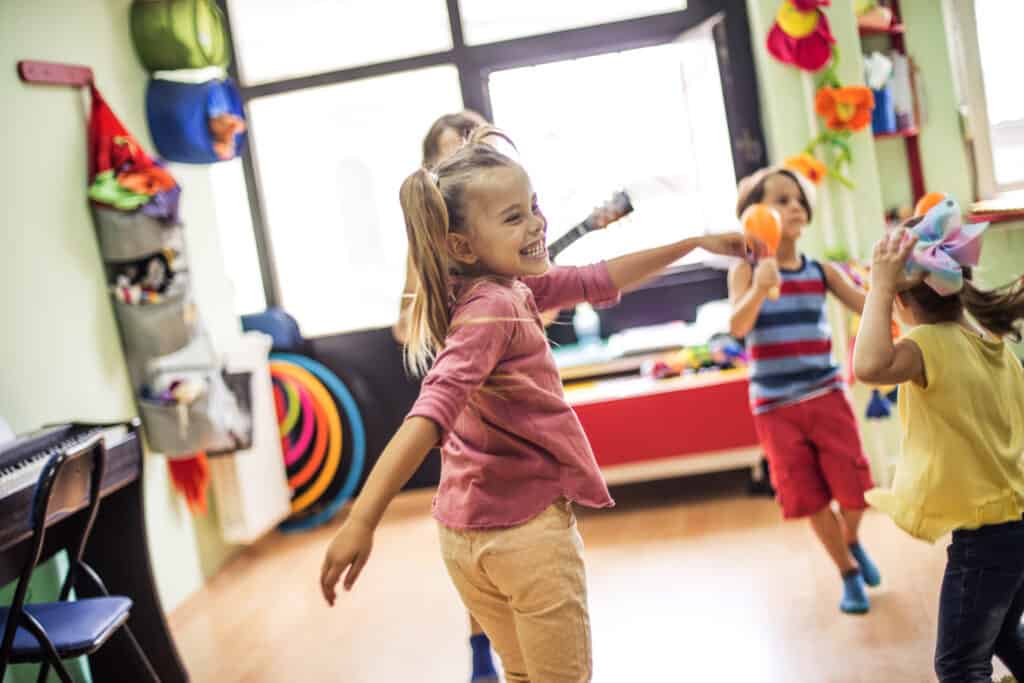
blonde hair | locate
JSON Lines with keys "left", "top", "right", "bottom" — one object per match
{"left": 399, "top": 126, "right": 521, "bottom": 376}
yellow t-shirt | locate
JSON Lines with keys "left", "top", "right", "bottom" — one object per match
{"left": 866, "top": 322, "right": 1024, "bottom": 542}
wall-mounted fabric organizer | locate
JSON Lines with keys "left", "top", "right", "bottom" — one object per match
{"left": 17, "top": 60, "right": 252, "bottom": 465}
{"left": 130, "top": 0, "right": 230, "bottom": 71}
{"left": 146, "top": 77, "right": 246, "bottom": 163}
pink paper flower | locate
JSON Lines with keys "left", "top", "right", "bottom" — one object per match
{"left": 766, "top": 0, "right": 836, "bottom": 72}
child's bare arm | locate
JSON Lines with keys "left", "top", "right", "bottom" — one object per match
{"left": 605, "top": 233, "right": 752, "bottom": 291}
{"left": 853, "top": 231, "right": 926, "bottom": 386}
{"left": 728, "top": 259, "right": 777, "bottom": 338}
{"left": 320, "top": 416, "right": 440, "bottom": 604}
{"left": 854, "top": 299, "right": 925, "bottom": 386}
{"left": 822, "top": 261, "right": 867, "bottom": 315}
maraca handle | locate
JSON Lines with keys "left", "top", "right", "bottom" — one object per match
{"left": 768, "top": 285, "right": 780, "bottom": 300}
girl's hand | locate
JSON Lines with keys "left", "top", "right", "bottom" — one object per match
{"left": 870, "top": 229, "right": 922, "bottom": 293}
{"left": 753, "top": 258, "right": 781, "bottom": 294}
{"left": 700, "top": 232, "right": 765, "bottom": 260}
{"left": 320, "top": 517, "right": 375, "bottom": 605}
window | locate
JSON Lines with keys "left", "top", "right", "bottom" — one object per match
{"left": 248, "top": 67, "right": 462, "bottom": 335}
{"left": 458, "top": 0, "right": 685, "bottom": 45}
{"left": 948, "top": 0, "right": 1024, "bottom": 195}
{"left": 489, "top": 27, "right": 736, "bottom": 267}
{"left": 209, "top": 160, "right": 267, "bottom": 316}
{"left": 224, "top": 1, "right": 764, "bottom": 335}
{"left": 228, "top": 0, "right": 452, "bottom": 84}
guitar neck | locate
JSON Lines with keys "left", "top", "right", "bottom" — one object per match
{"left": 547, "top": 221, "right": 592, "bottom": 262}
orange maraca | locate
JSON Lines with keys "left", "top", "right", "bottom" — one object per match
{"left": 914, "top": 191, "right": 946, "bottom": 217}
{"left": 741, "top": 203, "right": 783, "bottom": 300}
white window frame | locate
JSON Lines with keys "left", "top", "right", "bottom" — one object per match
{"left": 944, "top": 0, "right": 1024, "bottom": 198}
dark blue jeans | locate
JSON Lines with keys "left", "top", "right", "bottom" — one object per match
{"left": 935, "top": 517, "right": 1024, "bottom": 682}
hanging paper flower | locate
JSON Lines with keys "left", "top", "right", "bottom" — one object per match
{"left": 766, "top": 0, "right": 836, "bottom": 72}
{"left": 815, "top": 86, "right": 875, "bottom": 131}
{"left": 793, "top": 0, "right": 831, "bottom": 9}
{"left": 784, "top": 153, "right": 827, "bottom": 185}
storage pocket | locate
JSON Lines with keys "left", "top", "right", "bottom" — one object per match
{"left": 139, "top": 392, "right": 220, "bottom": 456}
{"left": 94, "top": 206, "right": 182, "bottom": 262}
{"left": 114, "top": 291, "right": 195, "bottom": 359}
{"left": 139, "top": 369, "right": 253, "bottom": 457}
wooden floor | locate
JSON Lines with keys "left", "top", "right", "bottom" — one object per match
{"left": 169, "top": 471, "right": 1011, "bottom": 682}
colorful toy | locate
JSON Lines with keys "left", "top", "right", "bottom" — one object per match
{"left": 741, "top": 203, "right": 783, "bottom": 300}
{"left": 640, "top": 337, "right": 748, "bottom": 380}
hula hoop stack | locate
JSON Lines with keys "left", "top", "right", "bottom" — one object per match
{"left": 269, "top": 353, "right": 366, "bottom": 532}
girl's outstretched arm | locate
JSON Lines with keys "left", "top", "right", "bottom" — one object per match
{"left": 320, "top": 416, "right": 440, "bottom": 605}
{"left": 605, "top": 233, "right": 754, "bottom": 291}
{"left": 853, "top": 230, "right": 926, "bottom": 386}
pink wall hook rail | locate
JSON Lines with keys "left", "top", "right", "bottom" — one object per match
{"left": 17, "top": 60, "right": 93, "bottom": 87}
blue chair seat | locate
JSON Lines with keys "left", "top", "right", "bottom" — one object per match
{"left": 0, "top": 597, "right": 132, "bottom": 662}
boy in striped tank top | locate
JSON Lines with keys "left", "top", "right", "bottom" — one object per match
{"left": 728, "top": 167, "right": 879, "bottom": 614}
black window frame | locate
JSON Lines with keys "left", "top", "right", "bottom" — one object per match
{"left": 218, "top": 0, "right": 766, "bottom": 313}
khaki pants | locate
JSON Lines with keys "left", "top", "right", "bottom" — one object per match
{"left": 437, "top": 500, "right": 592, "bottom": 682}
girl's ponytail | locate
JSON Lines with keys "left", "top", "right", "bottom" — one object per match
{"left": 399, "top": 168, "right": 453, "bottom": 376}
{"left": 962, "top": 276, "right": 1024, "bottom": 342}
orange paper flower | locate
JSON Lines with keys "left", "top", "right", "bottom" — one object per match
{"left": 784, "top": 153, "right": 827, "bottom": 185}
{"left": 815, "top": 86, "right": 875, "bottom": 131}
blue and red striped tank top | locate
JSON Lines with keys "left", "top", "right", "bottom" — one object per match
{"left": 746, "top": 255, "right": 843, "bottom": 414}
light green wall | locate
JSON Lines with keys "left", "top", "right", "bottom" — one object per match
{"left": 746, "top": 0, "right": 886, "bottom": 262}
{"left": 0, "top": 2, "right": 243, "bottom": 679}
{"left": 979, "top": 223, "right": 1024, "bottom": 359}
{"left": 869, "top": 1, "right": 974, "bottom": 215}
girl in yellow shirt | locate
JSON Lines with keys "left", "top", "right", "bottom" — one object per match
{"left": 854, "top": 198, "right": 1024, "bottom": 682}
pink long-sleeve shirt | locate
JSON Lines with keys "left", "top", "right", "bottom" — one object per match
{"left": 408, "top": 263, "right": 621, "bottom": 529}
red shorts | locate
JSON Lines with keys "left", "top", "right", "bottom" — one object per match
{"left": 752, "top": 390, "right": 873, "bottom": 519}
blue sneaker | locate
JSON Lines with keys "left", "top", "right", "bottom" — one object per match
{"left": 849, "top": 541, "right": 881, "bottom": 587}
{"left": 840, "top": 571, "right": 870, "bottom": 614}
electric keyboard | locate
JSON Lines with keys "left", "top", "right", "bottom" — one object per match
{"left": 0, "top": 423, "right": 129, "bottom": 499}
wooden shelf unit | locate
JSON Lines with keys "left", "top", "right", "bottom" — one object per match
{"left": 861, "top": 0, "right": 926, "bottom": 202}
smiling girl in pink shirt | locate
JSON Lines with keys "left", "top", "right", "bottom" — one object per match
{"left": 320, "top": 128, "right": 756, "bottom": 682}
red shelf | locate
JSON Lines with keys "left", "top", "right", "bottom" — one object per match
{"left": 858, "top": 23, "right": 906, "bottom": 36}
{"left": 874, "top": 127, "right": 919, "bottom": 140}
{"left": 969, "top": 210, "right": 1024, "bottom": 225}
